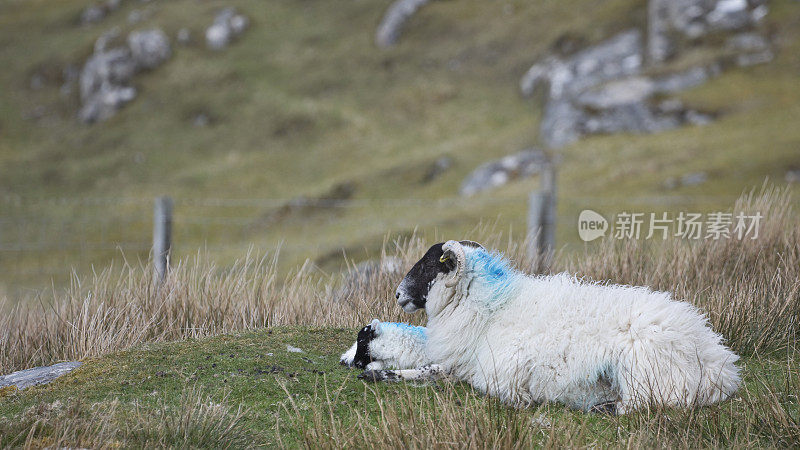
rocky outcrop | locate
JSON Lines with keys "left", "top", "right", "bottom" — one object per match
{"left": 648, "top": 0, "right": 768, "bottom": 64}
{"left": 78, "top": 46, "right": 137, "bottom": 123}
{"left": 520, "top": 30, "right": 644, "bottom": 99}
{"left": 551, "top": 66, "right": 716, "bottom": 144}
{"left": 0, "top": 362, "right": 82, "bottom": 390}
{"left": 79, "top": 28, "right": 171, "bottom": 123}
{"left": 519, "top": 0, "right": 772, "bottom": 150}
{"left": 375, "top": 0, "right": 432, "bottom": 48}
{"left": 206, "top": 8, "right": 250, "bottom": 50}
{"left": 460, "top": 149, "right": 547, "bottom": 196}
{"left": 522, "top": 30, "right": 717, "bottom": 148}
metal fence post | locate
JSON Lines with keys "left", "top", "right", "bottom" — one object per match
{"left": 527, "top": 164, "right": 557, "bottom": 259}
{"left": 153, "top": 196, "right": 173, "bottom": 282}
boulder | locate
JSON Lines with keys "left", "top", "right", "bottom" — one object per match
{"left": 0, "top": 362, "right": 82, "bottom": 390}
{"left": 375, "top": 0, "right": 432, "bottom": 48}
{"left": 127, "top": 28, "right": 171, "bottom": 70}
{"left": 78, "top": 46, "right": 137, "bottom": 123}
{"left": 80, "top": 5, "right": 106, "bottom": 25}
{"left": 421, "top": 156, "right": 454, "bottom": 183}
{"left": 206, "top": 8, "right": 249, "bottom": 50}
{"left": 79, "top": 47, "right": 136, "bottom": 103}
{"left": 460, "top": 149, "right": 547, "bottom": 196}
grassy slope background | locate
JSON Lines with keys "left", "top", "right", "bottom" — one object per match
{"left": 1, "top": 0, "right": 799, "bottom": 301}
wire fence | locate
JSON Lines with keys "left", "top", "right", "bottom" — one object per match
{"left": 0, "top": 192, "right": 744, "bottom": 299}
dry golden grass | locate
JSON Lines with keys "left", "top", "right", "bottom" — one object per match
{"left": 1, "top": 186, "right": 797, "bottom": 372}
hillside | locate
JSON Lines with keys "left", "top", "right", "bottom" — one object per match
{"left": 1, "top": 0, "right": 800, "bottom": 300}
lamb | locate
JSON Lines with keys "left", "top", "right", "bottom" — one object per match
{"left": 362, "top": 240, "right": 741, "bottom": 414}
{"left": 340, "top": 319, "right": 431, "bottom": 371}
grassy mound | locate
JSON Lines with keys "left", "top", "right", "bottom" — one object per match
{"left": 1, "top": 327, "right": 798, "bottom": 448}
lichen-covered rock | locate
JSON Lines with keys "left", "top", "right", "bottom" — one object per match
{"left": 375, "top": 0, "right": 432, "bottom": 48}
{"left": 0, "top": 362, "right": 82, "bottom": 390}
{"left": 460, "top": 149, "right": 547, "bottom": 196}
{"left": 127, "top": 28, "right": 171, "bottom": 70}
{"left": 206, "top": 8, "right": 249, "bottom": 50}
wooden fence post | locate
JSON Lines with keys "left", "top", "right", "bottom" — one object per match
{"left": 153, "top": 196, "right": 173, "bottom": 282}
{"left": 527, "top": 164, "right": 557, "bottom": 258}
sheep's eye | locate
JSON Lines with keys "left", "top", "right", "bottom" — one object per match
{"left": 439, "top": 255, "right": 448, "bottom": 263}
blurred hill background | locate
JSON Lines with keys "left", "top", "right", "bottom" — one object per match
{"left": 1, "top": 0, "right": 798, "bottom": 302}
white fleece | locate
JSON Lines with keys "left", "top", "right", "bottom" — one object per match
{"left": 408, "top": 245, "right": 741, "bottom": 413}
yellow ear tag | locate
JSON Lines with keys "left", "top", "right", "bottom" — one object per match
{"left": 439, "top": 255, "right": 448, "bottom": 263}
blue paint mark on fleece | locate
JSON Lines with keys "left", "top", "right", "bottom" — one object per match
{"left": 380, "top": 322, "right": 427, "bottom": 339}
{"left": 466, "top": 248, "right": 522, "bottom": 307}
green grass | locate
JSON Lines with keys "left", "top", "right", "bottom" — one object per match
{"left": 1, "top": 0, "right": 800, "bottom": 300}
{"left": 1, "top": 326, "right": 796, "bottom": 448}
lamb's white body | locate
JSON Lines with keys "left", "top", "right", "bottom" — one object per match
{"left": 340, "top": 320, "right": 431, "bottom": 370}
{"left": 395, "top": 243, "right": 741, "bottom": 413}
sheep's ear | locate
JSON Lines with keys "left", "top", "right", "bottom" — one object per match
{"left": 442, "top": 240, "right": 466, "bottom": 288}
{"left": 459, "top": 240, "right": 484, "bottom": 250}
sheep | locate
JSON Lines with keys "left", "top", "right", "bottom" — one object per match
{"left": 362, "top": 240, "right": 741, "bottom": 414}
{"left": 340, "top": 319, "right": 431, "bottom": 371}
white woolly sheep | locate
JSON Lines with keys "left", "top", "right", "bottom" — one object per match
{"left": 362, "top": 240, "right": 741, "bottom": 414}
{"left": 340, "top": 319, "right": 431, "bottom": 371}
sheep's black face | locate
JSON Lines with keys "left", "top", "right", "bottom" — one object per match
{"left": 352, "top": 323, "right": 376, "bottom": 369}
{"left": 396, "top": 243, "right": 456, "bottom": 313}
